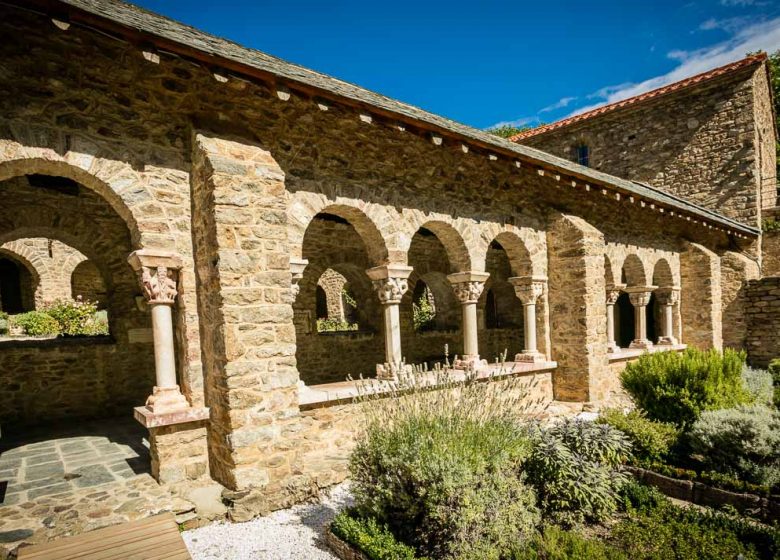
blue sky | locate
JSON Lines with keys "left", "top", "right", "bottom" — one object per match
{"left": 133, "top": 0, "right": 780, "bottom": 130}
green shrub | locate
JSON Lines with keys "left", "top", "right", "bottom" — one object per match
{"left": 316, "top": 317, "right": 358, "bottom": 332}
{"left": 525, "top": 419, "right": 631, "bottom": 526}
{"left": 331, "top": 510, "right": 423, "bottom": 560}
{"left": 597, "top": 409, "right": 678, "bottom": 463}
{"left": 620, "top": 348, "right": 750, "bottom": 427}
{"left": 350, "top": 365, "right": 540, "bottom": 560}
{"left": 9, "top": 311, "right": 60, "bottom": 336}
{"left": 742, "top": 365, "right": 775, "bottom": 406}
{"left": 688, "top": 404, "right": 780, "bottom": 487}
{"left": 769, "top": 359, "right": 780, "bottom": 383}
{"left": 510, "top": 525, "right": 627, "bottom": 560}
{"left": 618, "top": 479, "right": 669, "bottom": 515}
{"left": 45, "top": 299, "right": 107, "bottom": 336}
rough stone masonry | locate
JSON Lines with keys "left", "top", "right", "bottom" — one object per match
{"left": 0, "top": 0, "right": 775, "bottom": 527}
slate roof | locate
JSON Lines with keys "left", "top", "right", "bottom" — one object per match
{"left": 510, "top": 53, "right": 767, "bottom": 141}
{"left": 20, "top": 0, "right": 761, "bottom": 236}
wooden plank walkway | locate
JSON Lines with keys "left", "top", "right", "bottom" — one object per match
{"left": 17, "top": 513, "right": 191, "bottom": 560}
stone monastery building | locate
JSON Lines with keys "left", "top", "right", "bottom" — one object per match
{"left": 0, "top": 0, "right": 778, "bottom": 521}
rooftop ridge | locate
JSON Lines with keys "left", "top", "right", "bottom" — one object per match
{"left": 510, "top": 53, "right": 767, "bottom": 141}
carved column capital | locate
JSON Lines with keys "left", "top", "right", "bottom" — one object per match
{"left": 128, "top": 250, "right": 183, "bottom": 305}
{"left": 290, "top": 258, "right": 309, "bottom": 299}
{"left": 655, "top": 286, "right": 680, "bottom": 306}
{"left": 606, "top": 283, "right": 626, "bottom": 305}
{"left": 626, "top": 286, "right": 657, "bottom": 308}
{"left": 509, "top": 276, "right": 547, "bottom": 305}
{"left": 447, "top": 271, "right": 490, "bottom": 304}
{"left": 366, "top": 264, "right": 413, "bottom": 305}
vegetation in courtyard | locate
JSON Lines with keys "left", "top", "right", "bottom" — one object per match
{"left": 620, "top": 347, "right": 750, "bottom": 427}
{"left": 333, "top": 351, "right": 780, "bottom": 559}
{"left": 525, "top": 419, "right": 631, "bottom": 526}
{"left": 316, "top": 317, "right": 359, "bottom": 332}
{"left": 596, "top": 409, "right": 677, "bottom": 464}
{"left": 350, "top": 366, "right": 540, "bottom": 559}
{"left": 4, "top": 298, "right": 108, "bottom": 337}
{"left": 412, "top": 286, "right": 436, "bottom": 331}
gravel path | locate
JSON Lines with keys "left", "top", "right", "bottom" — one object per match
{"left": 183, "top": 483, "right": 353, "bottom": 560}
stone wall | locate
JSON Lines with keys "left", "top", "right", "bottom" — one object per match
{"left": 763, "top": 231, "right": 780, "bottom": 277}
{"left": 746, "top": 277, "right": 780, "bottom": 367}
{"left": 0, "top": 337, "right": 154, "bottom": 426}
{"left": 0, "top": 4, "right": 756, "bottom": 516}
{"left": 519, "top": 62, "right": 775, "bottom": 228}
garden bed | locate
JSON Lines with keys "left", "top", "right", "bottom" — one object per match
{"left": 626, "top": 465, "right": 780, "bottom": 521}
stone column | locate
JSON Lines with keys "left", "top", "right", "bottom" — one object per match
{"left": 367, "top": 264, "right": 413, "bottom": 380}
{"left": 128, "top": 250, "right": 190, "bottom": 413}
{"left": 448, "top": 271, "right": 490, "bottom": 369}
{"left": 509, "top": 276, "right": 547, "bottom": 363}
{"left": 626, "top": 286, "right": 657, "bottom": 349}
{"left": 605, "top": 284, "right": 625, "bottom": 353}
{"left": 655, "top": 286, "right": 680, "bottom": 345}
{"left": 290, "top": 257, "right": 309, "bottom": 301}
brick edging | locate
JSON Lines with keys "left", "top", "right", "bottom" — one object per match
{"left": 626, "top": 465, "right": 780, "bottom": 521}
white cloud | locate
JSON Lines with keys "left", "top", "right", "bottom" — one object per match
{"left": 721, "top": 0, "right": 757, "bottom": 6}
{"left": 567, "top": 16, "right": 780, "bottom": 117}
{"left": 486, "top": 116, "right": 539, "bottom": 130}
{"left": 539, "top": 96, "right": 577, "bottom": 113}
{"left": 699, "top": 16, "right": 755, "bottom": 32}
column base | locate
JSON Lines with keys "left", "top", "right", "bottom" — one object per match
{"left": 629, "top": 339, "right": 654, "bottom": 350}
{"left": 145, "top": 385, "right": 190, "bottom": 414}
{"left": 607, "top": 342, "right": 621, "bottom": 353}
{"left": 514, "top": 351, "right": 546, "bottom": 363}
{"left": 376, "top": 362, "right": 412, "bottom": 381}
{"left": 656, "top": 336, "right": 678, "bottom": 346}
{"left": 453, "top": 355, "right": 488, "bottom": 370}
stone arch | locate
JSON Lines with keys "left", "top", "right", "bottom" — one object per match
{"left": 403, "top": 270, "right": 459, "bottom": 331}
{"left": 604, "top": 255, "right": 619, "bottom": 287}
{"left": 288, "top": 196, "right": 396, "bottom": 265}
{"left": 681, "top": 242, "right": 722, "bottom": 350}
{"left": 477, "top": 227, "right": 542, "bottom": 278}
{"left": 408, "top": 220, "right": 473, "bottom": 272}
{"left": 71, "top": 260, "right": 108, "bottom": 308}
{"left": 652, "top": 258, "right": 675, "bottom": 288}
{"left": 0, "top": 156, "right": 144, "bottom": 248}
{"left": 621, "top": 254, "right": 647, "bottom": 286}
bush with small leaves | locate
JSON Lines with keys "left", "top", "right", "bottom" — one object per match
{"left": 621, "top": 348, "right": 750, "bottom": 427}
{"left": 510, "top": 525, "right": 627, "bottom": 560}
{"left": 350, "top": 364, "right": 541, "bottom": 559}
{"left": 525, "top": 419, "right": 631, "bottom": 526}
{"left": 597, "top": 409, "right": 678, "bottom": 464}
{"left": 331, "top": 510, "right": 424, "bottom": 560}
{"left": 9, "top": 311, "right": 60, "bottom": 336}
{"left": 45, "top": 299, "right": 107, "bottom": 336}
{"left": 688, "top": 404, "right": 780, "bottom": 487}
{"left": 742, "top": 365, "right": 774, "bottom": 406}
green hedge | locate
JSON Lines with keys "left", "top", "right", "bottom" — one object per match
{"left": 9, "top": 311, "right": 59, "bottom": 336}
{"left": 621, "top": 348, "right": 750, "bottom": 427}
{"left": 597, "top": 409, "right": 678, "bottom": 464}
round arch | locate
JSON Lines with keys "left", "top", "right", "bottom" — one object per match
{"left": 0, "top": 248, "right": 40, "bottom": 312}
{"left": 621, "top": 254, "right": 648, "bottom": 286}
{"left": 651, "top": 258, "right": 675, "bottom": 288}
{"left": 411, "top": 220, "right": 472, "bottom": 272}
{"left": 289, "top": 199, "right": 392, "bottom": 266}
{"left": 0, "top": 159, "right": 143, "bottom": 248}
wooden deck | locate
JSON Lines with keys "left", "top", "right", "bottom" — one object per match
{"left": 17, "top": 513, "right": 191, "bottom": 560}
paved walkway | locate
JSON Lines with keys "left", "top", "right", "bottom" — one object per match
{"left": 0, "top": 418, "right": 149, "bottom": 505}
{"left": 0, "top": 417, "right": 192, "bottom": 560}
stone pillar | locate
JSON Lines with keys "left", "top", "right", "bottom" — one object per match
{"left": 626, "top": 286, "right": 656, "bottom": 349}
{"left": 367, "top": 264, "right": 413, "bottom": 380}
{"left": 448, "top": 271, "right": 490, "bottom": 369}
{"left": 605, "top": 284, "right": 625, "bottom": 353}
{"left": 655, "top": 287, "right": 680, "bottom": 345}
{"left": 509, "top": 276, "right": 547, "bottom": 362}
{"left": 128, "top": 250, "right": 190, "bottom": 413}
{"left": 290, "top": 257, "right": 308, "bottom": 301}
{"left": 128, "top": 249, "right": 210, "bottom": 486}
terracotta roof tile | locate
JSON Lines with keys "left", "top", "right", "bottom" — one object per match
{"left": 510, "top": 53, "right": 767, "bottom": 141}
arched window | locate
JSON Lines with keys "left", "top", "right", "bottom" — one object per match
{"left": 315, "top": 285, "right": 328, "bottom": 319}
{"left": 0, "top": 257, "right": 27, "bottom": 313}
{"left": 485, "top": 289, "right": 498, "bottom": 329}
{"left": 412, "top": 280, "right": 436, "bottom": 332}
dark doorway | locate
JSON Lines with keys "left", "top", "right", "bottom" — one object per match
{"left": 616, "top": 292, "right": 634, "bottom": 348}
{"left": 0, "top": 257, "right": 25, "bottom": 313}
